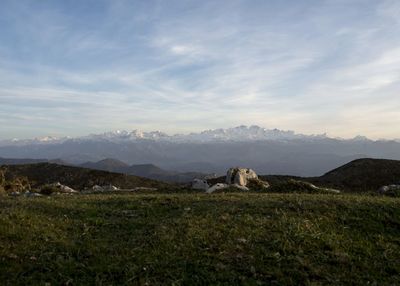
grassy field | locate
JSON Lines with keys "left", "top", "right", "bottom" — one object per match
{"left": 0, "top": 192, "right": 399, "bottom": 285}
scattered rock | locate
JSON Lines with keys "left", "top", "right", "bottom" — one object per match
{"left": 378, "top": 184, "right": 400, "bottom": 196}
{"left": 24, "top": 191, "right": 42, "bottom": 197}
{"left": 305, "top": 182, "right": 340, "bottom": 193}
{"left": 268, "top": 179, "right": 340, "bottom": 194}
{"left": 92, "top": 185, "right": 120, "bottom": 192}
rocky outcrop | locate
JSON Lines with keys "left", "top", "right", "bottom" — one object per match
{"left": 201, "top": 167, "right": 270, "bottom": 193}
{"left": 226, "top": 168, "right": 258, "bottom": 186}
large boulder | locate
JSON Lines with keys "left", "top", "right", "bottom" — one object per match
{"left": 226, "top": 168, "right": 258, "bottom": 186}
{"left": 197, "top": 167, "right": 270, "bottom": 194}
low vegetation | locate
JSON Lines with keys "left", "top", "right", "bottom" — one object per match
{"left": 0, "top": 192, "right": 399, "bottom": 285}
{"left": 0, "top": 163, "right": 173, "bottom": 190}
{"left": 268, "top": 179, "right": 340, "bottom": 194}
{"left": 39, "top": 184, "right": 60, "bottom": 196}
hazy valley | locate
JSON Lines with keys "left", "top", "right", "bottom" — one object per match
{"left": 2, "top": 126, "right": 400, "bottom": 177}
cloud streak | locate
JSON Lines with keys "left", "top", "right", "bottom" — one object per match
{"left": 0, "top": 0, "right": 399, "bottom": 139}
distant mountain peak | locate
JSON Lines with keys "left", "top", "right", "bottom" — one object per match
{"left": 0, "top": 125, "right": 370, "bottom": 146}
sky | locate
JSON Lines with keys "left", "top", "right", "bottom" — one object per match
{"left": 0, "top": 0, "right": 399, "bottom": 140}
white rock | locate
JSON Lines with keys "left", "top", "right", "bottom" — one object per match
{"left": 50, "top": 182, "right": 78, "bottom": 193}
{"left": 226, "top": 168, "right": 258, "bottom": 186}
{"left": 378, "top": 184, "right": 400, "bottom": 193}
{"left": 92, "top": 185, "right": 103, "bottom": 191}
{"left": 92, "top": 185, "right": 120, "bottom": 192}
{"left": 108, "top": 185, "right": 119, "bottom": 191}
{"left": 192, "top": 179, "right": 209, "bottom": 190}
{"left": 206, "top": 183, "right": 229, "bottom": 193}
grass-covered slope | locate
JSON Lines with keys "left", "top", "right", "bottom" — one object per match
{"left": 257, "top": 158, "right": 400, "bottom": 193}
{"left": 0, "top": 163, "right": 172, "bottom": 190}
{"left": 311, "top": 158, "right": 400, "bottom": 192}
{"left": 0, "top": 193, "right": 399, "bottom": 285}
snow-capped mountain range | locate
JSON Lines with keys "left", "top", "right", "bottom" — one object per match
{"left": 0, "top": 125, "right": 399, "bottom": 177}
{"left": 0, "top": 125, "right": 380, "bottom": 146}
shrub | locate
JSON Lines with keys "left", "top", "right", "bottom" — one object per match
{"left": 39, "top": 185, "right": 59, "bottom": 196}
{"left": 0, "top": 170, "right": 5, "bottom": 196}
{"left": 247, "top": 178, "right": 269, "bottom": 191}
{"left": 3, "top": 177, "right": 31, "bottom": 194}
{"left": 0, "top": 169, "right": 5, "bottom": 187}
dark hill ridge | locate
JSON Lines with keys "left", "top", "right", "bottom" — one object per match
{"left": 1, "top": 163, "right": 172, "bottom": 190}
{"left": 0, "top": 157, "right": 207, "bottom": 183}
{"left": 126, "top": 164, "right": 168, "bottom": 177}
{"left": 80, "top": 158, "right": 129, "bottom": 172}
{"left": 79, "top": 160, "right": 208, "bottom": 183}
{"left": 310, "top": 158, "right": 400, "bottom": 192}
{"left": 0, "top": 157, "right": 70, "bottom": 166}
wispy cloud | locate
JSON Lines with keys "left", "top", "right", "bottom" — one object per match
{"left": 0, "top": 0, "right": 399, "bottom": 139}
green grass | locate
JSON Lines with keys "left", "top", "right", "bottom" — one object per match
{"left": 0, "top": 192, "right": 399, "bottom": 285}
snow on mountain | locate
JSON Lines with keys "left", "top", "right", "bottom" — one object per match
{"left": 0, "top": 136, "right": 70, "bottom": 147}
{"left": 170, "top": 125, "right": 330, "bottom": 142}
{"left": 172, "top": 126, "right": 298, "bottom": 142}
{"left": 80, "top": 130, "right": 169, "bottom": 142}
{"left": 74, "top": 125, "right": 330, "bottom": 143}
{"left": 0, "top": 125, "right": 365, "bottom": 146}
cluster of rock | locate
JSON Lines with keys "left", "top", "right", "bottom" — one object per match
{"left": 50, "top": 182, "right": 78, "bottom": 194}
{"left": 8, "top": 182, "right": 159, "bottom": 196}
{"left": 192, "top": 167, "right": 270, "bottom": 193}
{"left": 10, "top": 191, "right": 43, "bottom": 197}
{"left": 92, "top": 184, "right": 120, "bottom": 192}
{"left": 83, "top": 185, "right": 158, "bottom": 193}
{"left": 378, "top": 184, "right": 400, "bottom": 196}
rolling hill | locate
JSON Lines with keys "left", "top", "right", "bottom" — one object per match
{"left": 0, "top": 157, "right": 69, "bottom": 166}
{"left": 80, "top": 158, "right": 129, "bottom": 173}
{"left": 0, "top": 163, "right": 173, "bottom": 190}
{"left": 310, "top": 158, "right": 400, "bottom": 192}
{"left": 259, "top": 158, "right": 400, "bottom": 192}
{"left": 0, "top": 157, "right": 207, "bottom": 183}
{"left": 79, "top": 159, "right": 208, "bottom": 183}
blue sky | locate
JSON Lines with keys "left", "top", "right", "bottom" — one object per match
{"left": 0, "top": 0, "right": 399, "bottom": 139}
